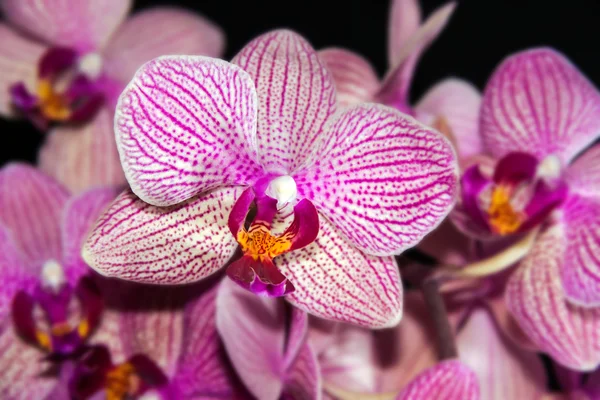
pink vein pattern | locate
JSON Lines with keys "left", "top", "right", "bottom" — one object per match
{"left": 115, "top": 56, "right": 261, "bottom": 206}
{"left": 284, "top": 344, "right": 321, "bottom": 400}
{"left": 480, "top": 48, "right": 600, "bottom": 165}
{"left": 565, "top": 144, "right": 600, "bottom": 198}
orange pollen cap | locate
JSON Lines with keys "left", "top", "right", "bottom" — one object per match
{"left": 237, "top": 224, "right": 293, "bottom": 261}
{"left": 487, "top": 185, "right": 524, "bottom": 235}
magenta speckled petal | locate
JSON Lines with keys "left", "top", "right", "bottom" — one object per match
{"left": 395, "top": 360, "right": 480, "bottom": 400}
{"left": 0, "top": 163, "right": 69, "bottom": 265}
{"left": 278, "top": 215, "right": 403, "bottom": 328}
{"left": 104, "top": 7, "right": 224, "bottom": 84}
{"left": 318, "top": 48, "right": 380, "bottom": 107}
{"left": 297, "top": 103, "right": 458, "bottom": 256}
{"left": 0, "top": 23, "right": 47, "bottom": 117}
{"left": 232, "top": 30, "right": 337, "bottom": 173}
{"left": 1, "top": 0, "right": 131, "bottom": 50}
{"left": 82, "top": 187, "right": 243, "bottom": 284}
{"left": 457, "top": 309, "right": 547, "bottom": 400}
{"left": 566, "top": 144, "right": 600, "bottom": 198}
{"left": 283, "top": 343, "right": 321, "bottom": 400}
{"left": 39, "top": 108, "right": 126, "bottom": 194}
{"left": 506, "top": 225, "right": 600, "bottom": 371}
{"left": 480, "top": 48, "right": 600, "bottom": 165}
{"left": 115, "top": 56, "right": 261, "bottom": 206}
{"left": 388, "top": 0, "right": 422, "bottom": 67}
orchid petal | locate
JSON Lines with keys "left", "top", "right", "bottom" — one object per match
{"left": 0, "top": 227, "right": 36, "bottom": 317}
{"left": 318, "top": 48, "right": 380, "bottom": 107}
{"left": 480, "top": 48, "right": 600, "bottom": 165}
{"left": 0, "top": 23, "right": 47, "bottom": 117}
{"left": 232, "top": 29, "right": 337, "bottom": 173}
{"left": 284, "top": 308, "right": 309, "bottom": 370}
{"left": 395, "top": 360, "right": 480, "bottom": 400}
{"left": 216, "top": 279, "right": 286, "bottom": 400}
{"left": 115, "top": 55, "right": 261, "bottom": 206}
{"left": 565, "top": 144, "right": 600, "bottom": 199}
{"left": 388, "top": 0, "right": 422, "bottom": 67}
{"left": 284, "top": 343, "right": 321, "bottom": 400}
{"left": 457, "top": 309, "right": 547, "bottom": 400}
{"left": 0, "top": 163, "right": 69, "bottom": 265}
{"left": 87, "top": 308, "right": 127, "bottom": 364}
{"left": 1, "top": 0, "right": 131, "bottom": 51}
{"left": 415, "top": 78, "right": 483, "bottom": 161}
{"left": 487, "top": 295, "right": 540, "bottom": 351}
{"left": 38, "top": 108, "right": 126, "bottom": 194}
{"left": 506, "top": 224, "right": 600, "bottom": 371}
{"left": 297, "top": 103, "right": 458, "bottom": 256}
{"left": 82, "top": 187, "right": 242, "bottom": 284}
{"left": 278, "top": 215, "right": 403, "bottom": 328}
{"left": 104, "top": 7, "right": 224, "bottom": 84}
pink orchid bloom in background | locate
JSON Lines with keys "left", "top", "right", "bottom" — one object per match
{"left": 319, "top": 0, "right": 483, "bottom": 162}
{"left": 83, "top": 29, "right": 459, "bottom": 328}
{"left": 0, "top": 0, "right": 224, "bottom": 194}
{"left": 447, "top": 48, "right": 600, "bottom": 371}
{"left": 0, "top": 164, "right": 117, "bottom": 399}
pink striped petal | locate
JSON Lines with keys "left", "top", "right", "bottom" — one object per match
{"left": 566, "top": 144, "right": 600, "bottom": 199}
{"left": 232, "top": 30, "right": 337, "bottom": 173}
{"left": 396, "top": 360, "right": 480, "bottom": 400}
{"left": 104, "top": 7, "right": 224, "bottom": 84}
{"left": 1, "top": 0, "right": 131, "bottom": 50}
{"left": 284, "top": 308, "right": 309, "bottom": 370}
{"left": 480, "top": 48, "right": 600, "bottom": 165}
{"left": 115, "top": 56, "right": 261, "bottom": 206}
{"left": 0, "top": 163, "right": 69, "bottom": 266}
{"left": 284, "top": 343, "right": 321, "bottom": 400}
{"left": 88, "top": 308, "right": 127, "bottom": 364}
{"left": 0, "top": 23, "right": 47, "bottom": 117}
{"left": 318, "top": 48, "right": 380, "bottom": 107}
{"left": 278, "top": 215, "right": 403, "bottom": 328}
{"left": 82, "top": 187, "right": 242, "bottom": 284}
{"left": 297, "top": 104, "right": 458, "bottom": 256}
{"left": 506, "top": 225, "right": 600, "bottom": 371}
{"left": 415, "top": 78, "right": 483, "bottom": 161}
{"left": 0, "top": 227, "right": 36, "bottom": 317}
{"left": 216, "top": 279, "right": 286, "bottom": 400}
{"left": 38, "top": 108, "right": 126, "bottom": 195}
{"left": 457, "top": 309, "right": 546, "bottom": 400}
{"left": 388, "top": 0, "right": 422, "bottom": 67}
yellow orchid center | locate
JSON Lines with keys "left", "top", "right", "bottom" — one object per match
{"left": 237, "top": 224, "right": 293, "bottom": 262}
{"left": 487, "top": 185, "right": 524, "bottom": 235}
{"left": 37, "top": 79, "right": 71, "bottom": 121}
{"left": 106, "top": 362, "right": 138, "bottom": 400}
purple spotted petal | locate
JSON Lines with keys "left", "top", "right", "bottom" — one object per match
{"left": 277, "top": 215, "right": 403, "bottom": 328}
{"left": 0, "top": 163, "right": 69, "bottom": 266}
{"left": 283, "top": 343, "right": 321, "bottom": 400}
{"left": 232, "top": 30, "right": 337, "bottom": 173}
{"left": 1, "top": 0, "right": 131, "bottom": 50}
{"left": 115, "top": 56, "right": 261, "bottom": 206}
{"left": 318, "top": 48, "right": 380, "bottom": 107}
{"left": 506, "top": 225, "right": 600, "bottom": 371}
{"left": 457, "top": 309, "right": 547, "bottom": 400}
{"left": 296, "top": 103, "right": 458, "bottom": 256}
{"left": 82, "top": 187, "right": 243, "bottom": 284}
{"left": 104, "top": 7, "right": 224, "bottom": 84}
{"left": 395, "top": 360, "right": 480, "bottom": 400}
{"left": 480, "top": 48, "right": 600, "bottom": 165}
{"left": 387, "top": 0, "right": 422, "bottom": 67}
{"left": 565, "top": 144, "right": 600, "bottom": 199}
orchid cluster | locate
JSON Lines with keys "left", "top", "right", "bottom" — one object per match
{"left": 0, "top": 0, "right": 598, "bottom": 399}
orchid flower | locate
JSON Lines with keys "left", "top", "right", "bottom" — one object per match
{"left": 0, "top": 0, "right": 224, "bottom": 193}
{"left": 83, "top": 29, "right": 459, "bottom": 328}
{"left": 443, "top": 48, "right": 600, "bottom": 371}
{"left": 0, "top": 163, "right": 117, "bottom": 399}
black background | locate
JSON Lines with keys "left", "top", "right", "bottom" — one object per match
{"left": 2, "top": 0, "right": 600, "bottom": 166}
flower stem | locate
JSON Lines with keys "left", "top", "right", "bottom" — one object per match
{"left": 421, "top": 278, "right": 458, "bottom": 360}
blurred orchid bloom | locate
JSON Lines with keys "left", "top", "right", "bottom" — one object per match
{"left": 83, "top": 29, "right": 459, "bottom": 328}
{"left": 319, "top": 0, "right": 483, "bottom": 161}
{"left": 0, "top": 163, "right": 117, "bottom": 399}
{"left": 0, "top": 0, "right": 224, "bottom": 194}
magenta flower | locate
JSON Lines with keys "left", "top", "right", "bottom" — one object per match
{"left": 0, "top": 164, "right": 117, "bottom": 399}
{"left": 83, "top": 29, "right": 458, "bottom": 328}
{"left": 0, "top": 0, "right": 224, "bottom": 193}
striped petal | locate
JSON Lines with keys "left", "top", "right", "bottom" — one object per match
{"left": 395, "top": 360, "right": 480, "bottom": 400}
{"left": 283, "top": 343, "right": 321, "bottom": 400}
{"left": 115, "top": 56, "right": 261, "bottom": 207}
{"left": 506, "top": 224, "right": 600, "bottom": 371}
{"left": 318, "top": 48, "right": 380, "bottom": 107}
{"left": 0, "top": 23, "right": 47, "bottom": 117}
{"left": 284, "top": 308, "right": 309, "bottom": 370}
{"left": 1, "top": 0, "right": 131, "bottom": 51}
{"left": 277, "top": 215, "right": 403, "bottom": 328}
{"left": 480, "top": 48, "right": 600, "bottom": 165}
{"left": 388, "top": 0, "right": 422, "bottom": 67}
{"left": 457, "top": 309, "right": 546, "bottom": 400}
{"left": 0, "top": 163, "right": 69, "bottom": 266}
{"left": 415, "top": 78, "right": 483, "bottom": 161}
{"left": 0, "top": 226, "right": 36, "bottom": 317}
{"left": 104, "top": 7, "right": 224, "bottom": 85}
{"left": 232, "top": 30, "right": 337, "bottom": 173}
{"left": 297, "top": 103, "right": 458, "bottom": 256}
{"left": 82, "top": 187, "right": 242, "bottom": 284}
{"left": 38, "top": 108, "right": 126, "bottom": 194}
{"left": 565, "top": 144, "right": 600, "bottom": 199}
